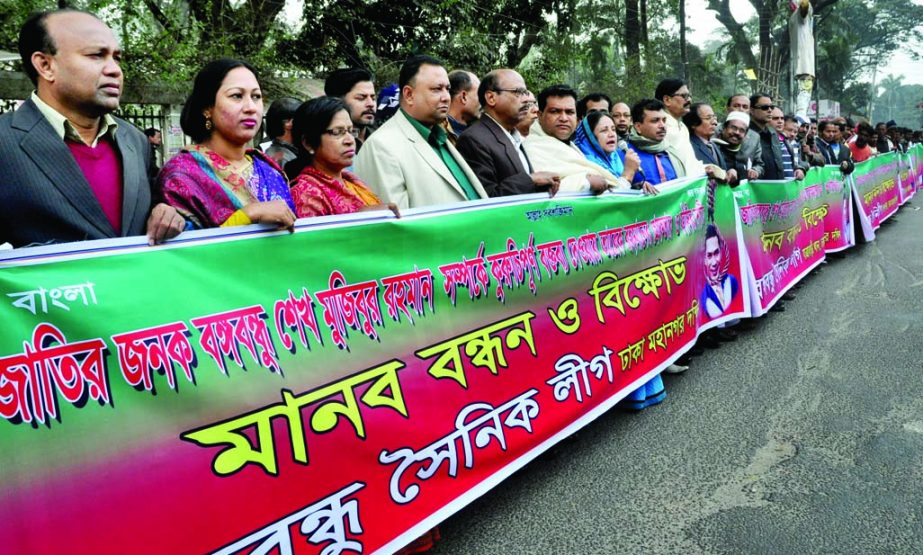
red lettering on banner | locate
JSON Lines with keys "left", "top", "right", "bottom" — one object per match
{"left": 535, "top": 240, "right": 570, "bottom": 278}
{"left": 566, "top": 232, "right": 602, "bottom": 269}
{"left": 438, "top": 242, "right": 490, "bottom": 305}
{"left": 0, "top": 323, "right": 109, "bottom": 426}
{"left": 314, "top": 271, "right": 384, "bottom": 350}
{"left": 623, "top": 221, "right": 652, "bottom": 253}
{"left": 598, "top": 227, "right": 625, "bottom": 259}
{"left": 677, "top": 200, "right": 706, "bottom": 234}
{"left": 380, "top": 266, "right": 435, "bottom": 324}
{"left": 273, "top": 288, "right": 323, "bottom": 353}
{"left": 112, "top": 322, "right": 195, "bottom": 394}
{"left": 191, "top": 306, "right": 282, "bottom": 376}
{"left": 649, "top": 215, "right": 674, "bottom": 243}
{"left": 486, "top": 234, "right": 541, "bottom": 302}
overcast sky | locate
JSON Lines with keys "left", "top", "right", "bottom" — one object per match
{"left": 684, "top": 0, "right": 923, "bottom": 86}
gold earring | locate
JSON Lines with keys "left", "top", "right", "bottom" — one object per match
{"left": 205, "top": 116, "right": 213, "bottom": 131}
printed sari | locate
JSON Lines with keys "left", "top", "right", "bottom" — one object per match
{"left": 159, "top": 145, "right": 296, "bottom": 229}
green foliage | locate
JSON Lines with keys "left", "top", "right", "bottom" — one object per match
{"left": 0, "top": 0, "right": 917, "bottom": 124}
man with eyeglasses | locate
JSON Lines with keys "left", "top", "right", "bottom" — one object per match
{"left": 516, "top": 91, "right": 539, "bottom": 137}
{"left": 656, "top": 78, "right": 705, "bottom": 178}
{"left": 456, "top": 69, "right": 561, "bottom": 197}
{"left": 771, "top": 108, "right": 806, "bottom": 180}
{"left": 610, "top": 102, "right": 632, "bottom": 148}
{"left": 748, "top": 93, "right": 786, "bottom": 180}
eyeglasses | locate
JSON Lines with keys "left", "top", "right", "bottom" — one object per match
{"left": 670, "top": 92, "right": 692, "bottom": 100}
{"left": 754, "top": 104, "right": 776, "bottom": 111}
{"left": 493, "top": 88, "right": 530, "bottom": 98}
{"left": 324, "top": 126, "right": 354, "bottom": 138}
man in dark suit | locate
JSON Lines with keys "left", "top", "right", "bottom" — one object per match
{"left": 749, "top": 93, "right": 786, "bottom": 180}
{"left": 455, "top": 69, "right": 560, "bottom": 197}
{"left": 815, "top": 120, "right": 855, "bottom": 175}
{"left": 0, "top": 9, "right": 184, "bottom": 248}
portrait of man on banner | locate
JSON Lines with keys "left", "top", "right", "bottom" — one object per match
{"left": 701, "top": 223, "right": 739, "bottom": 318}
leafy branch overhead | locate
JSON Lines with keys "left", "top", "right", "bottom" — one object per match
{"left": 0, "top": 0, "right": 919, "bottom": 123}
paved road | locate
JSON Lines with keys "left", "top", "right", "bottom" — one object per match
{"left": 431, "top": 205, "right": 923, "bottom": 555}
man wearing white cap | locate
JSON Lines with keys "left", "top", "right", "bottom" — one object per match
{"left": 715, "top": 111, "right": 763, "bottom": 185}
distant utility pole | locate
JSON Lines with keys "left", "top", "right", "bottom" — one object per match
{"left": 867, "top": 64, "right": 878, "bottom": 119}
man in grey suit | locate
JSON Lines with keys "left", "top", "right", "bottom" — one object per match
{"left": 353, "top": 55, "right": 488, "bottom": 209}
{"left": 455, "top": 69, "right": 559, "bottom": 197}
{"left": 0, "top": 9, "right": 184, "bottom": 248}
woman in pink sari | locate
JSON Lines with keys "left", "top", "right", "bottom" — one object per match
{"left": 158, "top": 59, "right": 296, "bottom": 230}
{"left": 287, "top": 97, "right": 398, "bottom": 218}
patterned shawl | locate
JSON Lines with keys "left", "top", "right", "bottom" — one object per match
{"left": 158, "top": 144, "right": 295, "bottom": 229}
{"left": 290, "top": 165, "right": 381, "bottom": 218}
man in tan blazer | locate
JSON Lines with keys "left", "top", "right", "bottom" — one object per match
{"left": 353, "top": 55, "right": 488, "bottom": 209}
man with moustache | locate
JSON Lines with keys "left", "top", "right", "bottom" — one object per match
{"left": 684, "top": 103, "right": 732, "bottom": 183}
{"left": 353, "top": 55, "right": 487, "bottom": 209}
{"left": 815, "top": 120, "right": 855, "bottom": 174}
{"left": 516, "top": 91, "right": 539, "bottom": 137}
{"left": 610, "top": 101, "right": 632, "bottom": 148}
{"left": 715, "top": 111, "right": 762, "bottom": 184}
{"left": 770, "top": 107, "right": 806, "bottom": 180}
{"left": 324, "top": 67, "right": 376, "bottom": 152}
{"left": 623, "top": 99, "right": 686, "bottom": 188}
{"left": 656, "top": 78, "right": 704, "bottom": 176}
{"left": 0, "top": 8, "right": 184, "bottom": 248}
{"left": 524, "top": 84, "right": 634, "bottom": 193}
{"left": 456, "top": 69, "right": 560, "bottom": 197}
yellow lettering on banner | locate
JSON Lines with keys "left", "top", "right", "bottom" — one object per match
{"left": 417, "top": 312, "right": 536, "bottom": 389}
{"left": 588, "top": 257, "right": 687, "bottom": 324}
{"left": 416, "top": 340, "right": 467, "bottom": 387}
{"left": 685, "top": 299, "right": 699, "bottom": 326}
{"left": 588, "top": 271, "right": 625, "bottom": 322}
{"left": 181, "top": 397, "right": 306, "bottom": 476}
{"left": 617, "top": 346, "right": 632, "bottom": 371}
{"left": 182, "top": 360, "right": 407, "bottom": 477}
{"left": 548, "top": 298, "right": 581, "bottom": 335}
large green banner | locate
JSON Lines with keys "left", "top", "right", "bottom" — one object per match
{"left": 0, "top": 149, "right": 911, "bottom": 553}
{"left": 2, "top": 180, "right": 720, "bottom": 554}
{"left": 852, "top": 152, "right": 901, "bottom": 240}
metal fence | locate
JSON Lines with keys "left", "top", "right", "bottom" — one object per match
{"left": 115, "top": 103, "right": 166, "bottom": 134}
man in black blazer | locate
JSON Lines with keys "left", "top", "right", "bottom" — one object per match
{"left": 815, "top": 120, "right": 855, "bottom": 175}
{"left": 455, "top": 69, "right": 560, "bottom": 197}
{"left": 0, "top": 9, "right": 184, "bottom": 248}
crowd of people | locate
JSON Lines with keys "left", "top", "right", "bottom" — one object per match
{"left": 3, "top": 8, "right": 922, "bottom": 553}
{"left": 4, "top": 8, "right": 922, "bottom": 400}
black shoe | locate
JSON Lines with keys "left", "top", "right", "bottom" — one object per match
{"left": 770, "top": 303, "right": 786, "bottom": 312}
{"left": 716, "top": 328, "right": 738, "bottom": 342}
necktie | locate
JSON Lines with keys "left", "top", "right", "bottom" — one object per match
{"left": 654, "top": 153, "right": 668, "bottom": 183}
